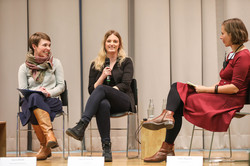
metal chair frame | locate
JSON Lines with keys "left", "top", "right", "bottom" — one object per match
{"left": 188, "top": 84, "right": 250, "bottom": 162}
{"left": 16, "top": 80, "right": 69, "bottom": 159}
{"left": 89, "top": 78, "right": 140, "bottom": 158}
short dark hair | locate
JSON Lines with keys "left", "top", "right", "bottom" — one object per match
{"left": 28, "top": 32, "right": 51, "bottom": 53}
{"left": 222, "top": 18, "right": 248, "bottom": 45}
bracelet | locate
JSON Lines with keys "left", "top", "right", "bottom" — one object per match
{"left": 214, "top": 85, "right": 218, "bottom": 94}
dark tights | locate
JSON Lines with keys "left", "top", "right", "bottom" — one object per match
{"left": 165, "top": 83, "right": 183, "bottom": 144}
{"left": 81, "top": 85, "right": 131, "bottom": 143}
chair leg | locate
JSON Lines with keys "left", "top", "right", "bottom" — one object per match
{"left": 202, "top": 129, "right": 205, "bottom": 150}
{"left": 136, "top": 111, "right": 140, "bottom": 157}
{"left": 206, "top": 127, "right": 232, "bottom": 161}
{"left": 127, "top": 113, "right": 140, "bottom": 159}
{"left": 62, "top": 113, "right": 66, "bottom": 159}
{"left": 188, "top": 125, "right": 195, "bottom": 156}
{"left": 66, "top": 108, "right": 70, "bottom": 157}
{"left": 126, "top": 114, "right": 129, "bottom": 158}
{"left": 16, "top": 113, "right": 20, "bottom": 157}
{"left": 228, "top": 127, "right": 232, "bottom": 158}
{"left": 208, "top": 132, "right": 215, "bottom": 160}
{"left": 90, "top": 122, "right": 93, "bottom": 156}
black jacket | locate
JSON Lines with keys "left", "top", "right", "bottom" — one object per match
{"left": 88, "top": 57, "right": 136, "bottom": 113}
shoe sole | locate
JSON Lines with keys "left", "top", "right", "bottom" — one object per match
{"left": 47, "top": 141, "right": 58, "bottom": 149}
{"left": 144, "top": 160, "right": 165, "bottom": 163}
{"left": 37, "top": 153, "right": 52, "bottom": 160}
{"left": 105, "top": 159, "right": 113, "bottom": 162}
{"left": 142, "top": 121, "right": 174, "bottom": 130}
{"left": 66, "top": 129, "right": 83, "bottom": 141}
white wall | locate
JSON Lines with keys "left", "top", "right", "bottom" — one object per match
{"left": 82, "top": 0, "right": 129, "bottom": 152}
{"left": 0, "top": 0, "right": 249, "bottom": 152}
{"left": 0, "top": 0, "right": 27, "bottom": 152}
{"left": 134, "top": 0, "right": 171, "bottom": 126}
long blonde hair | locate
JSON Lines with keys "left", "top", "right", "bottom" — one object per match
{"left": 93, "top": 30, "right": 127, "bottom": 71}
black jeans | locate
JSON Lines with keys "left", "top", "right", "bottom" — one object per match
{"left": 81, "top": 85, "right": 131, "bottom": 143}
{"left": 165, "top": 82, "right": 183, "bottom": 144}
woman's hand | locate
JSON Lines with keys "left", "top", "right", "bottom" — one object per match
{"left": 113, "top": 86, "right": 119, "bottom": 90}
{"left": 195, "top": 85, "right": 207, "bottom": 93}
{"left": 102, "top": 67, "right": 112, "bottom": 78}
{"left": 37, "top": 87, "right": 51, "bottom": 97}
{"left": 94, "top": 67, "right": 112, "bottom": 89}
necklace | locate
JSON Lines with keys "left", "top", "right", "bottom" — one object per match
{"left": 223, "top": 44, "right": 243, "bottom": 69}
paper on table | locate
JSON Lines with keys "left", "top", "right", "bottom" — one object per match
{"left": 68, "top": 157, "right": 104, "bottom": 166}
{"left": 0, "top": 157, "right": 36, "bottom": 166}
{"left": 167, "top": 156, "right": 203, "bottom": 166}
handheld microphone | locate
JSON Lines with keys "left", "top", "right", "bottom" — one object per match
{"left": 105, "top": 58, "right": 111, "bottom": 84}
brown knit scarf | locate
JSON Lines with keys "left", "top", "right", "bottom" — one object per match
{"left": 25, "top": 51, "right": 53, "bottom": 84}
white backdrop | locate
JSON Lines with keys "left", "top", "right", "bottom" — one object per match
{"left": 0, "top": 0, "right": 249, "bottom": 152}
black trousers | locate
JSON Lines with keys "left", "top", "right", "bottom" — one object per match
{"left": 81, "top": 85, "right": 131, "bottom": 143}
{"left": 165, "top": 82, "right": 183, "bottom": 144}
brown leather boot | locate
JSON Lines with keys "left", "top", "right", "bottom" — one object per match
{"left": 144, "top": 142, "right": 175, "bottom": 162}
{"left": 142, "top": 109, "right": 175, "bottom": 130}
{"left": 33, "top": 108, "right": 58, "bottom": 149}
{"left": 32, "top": 125, "right": 51, "bottom": 160}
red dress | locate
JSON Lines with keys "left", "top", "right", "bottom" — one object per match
{"left": 177, "top": 49, "right": 250, "bottom": 132}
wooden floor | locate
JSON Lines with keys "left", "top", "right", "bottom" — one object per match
{"left": 7, "top": 150, "right": 249, "bottom": 166}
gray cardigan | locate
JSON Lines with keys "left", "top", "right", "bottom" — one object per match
{"left": 18, "top": 58, "right": 65, "bottom": 97}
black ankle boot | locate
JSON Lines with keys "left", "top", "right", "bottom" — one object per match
{"left": 66, "top": 120, "right": 88, "bottom": 141}
{"left": 102, "top": 141, "right": 112, "bottom": 162}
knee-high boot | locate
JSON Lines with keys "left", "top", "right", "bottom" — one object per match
{"left": 144, "top": 142, "right": 175, "bottom": 162}
{"left": 33, "top": 108, "right": 58, "bottom": 148}
{"left": 32, "top": 125, "right": 51, "bottom": 160}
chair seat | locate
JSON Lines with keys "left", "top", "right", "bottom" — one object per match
{"left": 111, "top": 111, "right": 134, "bottom": 118}
{"left": 55, "top": 111, "right": 65, "bottom": 118}
{"left": 234, "top": 112, "right": 250, "bottom": 118}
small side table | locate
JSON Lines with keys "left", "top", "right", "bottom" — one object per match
{"left": 140, "top": 121, "right": 166, "bottom": 159}
{"left": 0, "top": 121, "right": 6, "bottom": 157}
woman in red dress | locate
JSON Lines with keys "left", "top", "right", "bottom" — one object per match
{"left": 142, "top": 18, "right": 250, "bottom": 162}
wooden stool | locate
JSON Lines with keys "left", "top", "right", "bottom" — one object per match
{"left": 0, "top": 121, "right": 6, "bottom": 157}
{"left": 140, "top": 121, "right": 166, "bottom": 159}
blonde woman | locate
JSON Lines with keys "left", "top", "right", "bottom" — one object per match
{"left": 66, "top": 30, "right": 135, "bottom": 162}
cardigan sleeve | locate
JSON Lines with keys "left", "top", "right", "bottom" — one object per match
{"left": 46, "top": 59, "right": 65, "bottom": 97}
{"left": 18, "top": 63, "right": 28, "bottom": 90}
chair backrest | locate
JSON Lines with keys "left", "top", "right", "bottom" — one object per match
{"left": 131, "top": 78, "right": 138, "bottom": 106}
{"left": 245, "top": 83, "right": 250, "bottom": 104}
{"left": 235, "top": 83, "right": 250, "bottom": 118}
{"left": 110, "top": 78, "right": 138, "bottom": 118}
{"left": 60, "top": 80, "right": 68, "bottom": 106}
